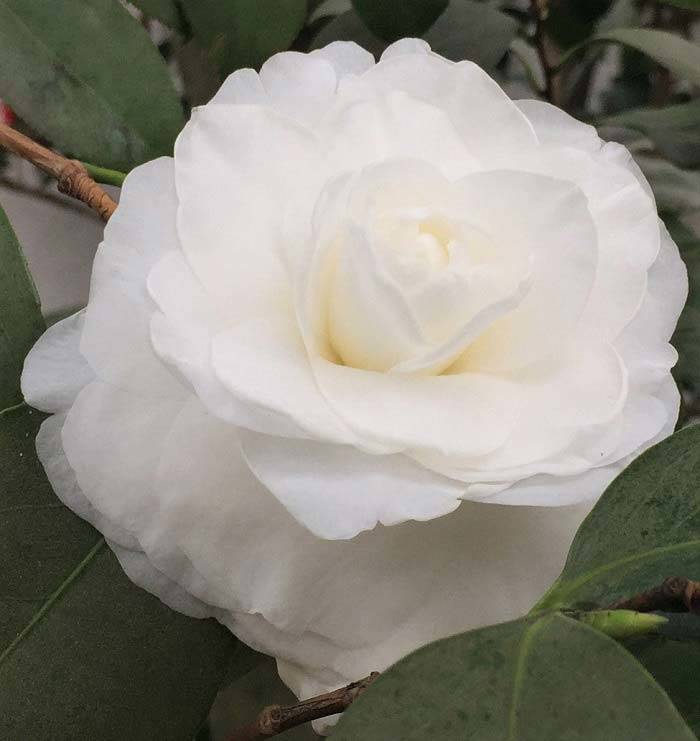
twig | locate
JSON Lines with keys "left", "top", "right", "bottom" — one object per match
{"left": 608, "top": 577, "right": 700, "bottom": 615}
{"left": 529, "top": 0, "right": 557, "bottom": 105}
{"left": 0, "top": 123, "right": 117, "bottom": 221}
{"left": 227, "top": 672, "right": 380, "bottom": 741}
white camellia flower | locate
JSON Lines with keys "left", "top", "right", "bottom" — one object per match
{"left": 23, "top": 39, "right": 686, "bottom": 725}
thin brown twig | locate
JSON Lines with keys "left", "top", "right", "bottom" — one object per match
{"left": 529, "top": 0, "right": 557, "bottom": 105}
{"left": 608, "top": 577, "right": 700, "bottom": 614}
{"left": 227, "top": 672, "right": 380, "bottom": 741}
{"left": 0, "top": 123, "right": 116, "bottom": 221}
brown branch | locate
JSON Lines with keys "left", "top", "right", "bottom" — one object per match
{"left": 609, "top": 577, "right": 700, "bottom": 615}
{"left": 0, "top": 123, "right": 116, "bottom": 221}
{"left": 227, "top": 672, "right": 380, "bottom": 741}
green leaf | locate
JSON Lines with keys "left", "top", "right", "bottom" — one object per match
{"left": 631, "top": 155, "right": 700, "bottom": 214}
{"left": 0, "top": 0, "right": 184, "bottom": 170}
{"left": 602, "top": 100, "right": 700, "bottom": 168}
{"left": 658, "top": 0, "right": 700, "bottom": 9}
{"left": 352, "top": 0, "right": 448, "bottom": 42}
{"left": 667, "top": 215, "right": 700, "bottom": 391}
{"left": 422, "top": 0, "right": 518, "bottom": 67}
{"left": 0, "top": 404, "right": 236, "bottom": 739}
{"left": 627, "top": 636, "right": 700, "bottom": 736}
{"left": 129, "top": 0, "right": 180, "bottom": 27}
{"left": 0, "top": 203, "right": 43, "bottom": 410}
{"left": 181, "top": 0, "right": 307, "bottom": 76}
{"left": 565, "top": 28, "right": 700, "bottom": 86}
{"left": 535, "top": 424, "right": 700, "bottom": 611}
{"left": 334, "top": 613, "right": 695, "bottom": 740}
{"left": 311, "top": 10, "right": 387, "bottom": 59}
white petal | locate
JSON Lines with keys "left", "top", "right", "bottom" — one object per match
{"left": 345, "top": 53, "right": 537, "bottom": 162}
{"left": 320, "top": 90, "right": 478, "bottom": 179}
{"left": 258, "top": 51, "right": 338, "bottom": 125}
{"left": 22, "top": 311, "right": 93, "bottom": 413}
{"left": 212, "top": 314, "right": 355, "bottom": 443}
{"left": 209, "top": 68, "right": 267, "bottom": 106}
{"left": 380, "top": 39, "right": 431, "bottom": 59}
{"left": 311, "top": 41, "right": 375, "bottom": 77}
{"left": 173, "top": 104, "right": 317, "bottom": 319}
{"left": 79, "top": 158, "right": 185, "bottom": 399}
{"left": 515, "top": 99, "right": 602, "bottom": 152}
{"left": 313, "top": 358, "right": 520, "bottom": 457}
{"left": 240, "top": 431, "right": 463, "bottom": 539}
{"left": 61, "top": 381, "right": 185, "bottom": 536}
{"left": 36, "top": 413, "right": 138, "bottom": 548}
{"left": 452, "top": 170, "right": 597, "bottom": 373}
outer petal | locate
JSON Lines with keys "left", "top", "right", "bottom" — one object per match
{"left": 173, "top": 104, "right": 318, "bottom": 319}
{"left": 36, "top": 414, "right": 138, "bottom": 549}
{"left": 340, "top": 52, "right": 537, "bottom": 162}
{"left": 79, "top": 158, "right": 185, "bottom": 399}
{"left": 515, "top": 99, "right": 602, "bottom": 152}
{"left": 311, "top": 41, "right": 375, "bottom": 77}
{"left": 22, "top": 311, "right": 93, "bottom": 414}
{"left": 240, "top": 431, "right": 463, "bottom": 539}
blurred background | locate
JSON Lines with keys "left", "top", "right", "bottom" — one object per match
{"left": 2, "top": 0, "right": 700, "bottom": 736}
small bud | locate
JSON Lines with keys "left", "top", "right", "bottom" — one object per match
{"left": 577, "top": 610, "right": 668, "bottom": 639}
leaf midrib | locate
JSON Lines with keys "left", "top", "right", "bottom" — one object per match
{"left": 0, "top": 537, "right": 105, "bottom": 667}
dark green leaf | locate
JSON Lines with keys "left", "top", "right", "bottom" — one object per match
{"left": 352, "top": 0, "right": 448, "bottom": 42}
{"left": 602, "top": 100, "right": 700, "bottom": 168}
{"left": 668, "top": 216, "right": 700, "bottom": 391}
{"left": 658, "top": 0, "right": 700, "bottom": 9}
{"left": 129, "top": 0, "right": 180, "bottom": 27}
{"left": 311, "top": 10, "right": 387, "bottom": 59}
{"left": 334, "top": 613, "right": 695, "bottom": 740}
{"left": 181, "top": 0, "right": 307, "bottom": 75}
{"left": 592, "top": 29, "right": 700, "bottom": 86}
{"left": 0, "top": 203, "right": 43, "bottom": 410}
{"left": 423, "top": 0, "right": 518, "bottom": 67}
{"left": 0, "top": 404, "right": 236, "bottom": 740}
{"left": 0, "top": 0, "right": 184, "bottom": 170}
{"left": 535, "top": 424, "right": 700, "bottom": 611}
{"left": 627, "top": 636, "right": 700, "bottom": 737}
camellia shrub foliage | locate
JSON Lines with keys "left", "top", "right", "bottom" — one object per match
{"left": 2, "top": 1, "right": 700, "bottom": 740}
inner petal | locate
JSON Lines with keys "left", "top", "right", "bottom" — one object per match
{"left": 305, "top": 160, "right": 532, "bottom": 375}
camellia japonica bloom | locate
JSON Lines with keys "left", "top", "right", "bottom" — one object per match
{"left": 23, "top": 39, "right": 686, "bottom": 719}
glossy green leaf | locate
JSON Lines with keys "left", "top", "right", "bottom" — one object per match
{"left": 0, "top": 203, "right": 43, "bottom": 410}
{"left": 334, "top": 613, "right": 695, "bottom": 740}
{"left": 0, "top": 404, "right": 236, "bottom": 740}
{"left": 129, "top": 0, "right": 180, "bottom": 27}
{"left": 535, "top": 424, "right": 700, "bottom": 611}
{"left": 627, "top": 636, "right": 700, "bottom": 736}
{"left": 668, "top": 216, "right": 700, "bottom": 391}
{"left": 352, "top": 0, "right": 448, "bottom": 42}
{"left": 0, "top": 0, "right": 184, "bottom": 170}
{"left": 311, "top": 10, "right": 387, "bottom": 58}
{"left": 569, "top": 29, "right": 700, "bottom": 86}
{"left": 423, "top": 0, "right": 518, "bottom": 67}
{"left": 602, "top": 100, "right": 700, "bottom": 167}
{"left": 181, "top": 0, "right": 307, "bottom": 75}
